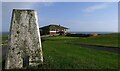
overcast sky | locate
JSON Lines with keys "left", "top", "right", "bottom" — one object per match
{"left": 2, "top": 2, "right": 118, "bottom": 32}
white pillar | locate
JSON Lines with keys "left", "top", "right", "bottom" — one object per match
{"left": 5, "top": 9, "right": 43, "bottom": 69}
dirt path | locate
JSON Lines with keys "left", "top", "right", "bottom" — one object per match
{"left": 74, "top": 44, "right": 120, "bottom": 54}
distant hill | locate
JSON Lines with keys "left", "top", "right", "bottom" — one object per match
{"left": 2, "top": 32, "right": 9, "bottom": 36}
{"left": 69, "top": 32, "right": 119, "bottom": 34}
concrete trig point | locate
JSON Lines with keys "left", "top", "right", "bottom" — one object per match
{"left": 5, "top": 9, "right": 43, "bottom": 69}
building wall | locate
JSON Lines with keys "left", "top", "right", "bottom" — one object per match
{"left": 49, "top": 31, "right": 56, "bottom": 35}
{"left": 40, "top": 29, "right": 49, "bottom": 35}
{"left": 40, "top": 28, "right": 68, "bottom": 35}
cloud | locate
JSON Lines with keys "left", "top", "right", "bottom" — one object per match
{"left": 2, "top": 0, "right": 119, "bottom": 2}
{"left": 2, "top": 0, "right": 47, "bottom": 2}
{"left": 2, "top": 2, "right": 55, "bottom": 32}
{"left": 43, "top": 2, "right": 54, "bottom": 6}
{"left": 84, "top": 3, "right": 113, "bottom": 12}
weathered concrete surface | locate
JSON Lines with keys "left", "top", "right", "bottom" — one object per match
{"left": 5, "top": 9, "right": 43, "bottom": 69}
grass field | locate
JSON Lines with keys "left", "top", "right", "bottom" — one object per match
{"left": 69, "top": 34, "right": 119, "bottom": 47}
{"left": 40, "top": 35, "right": 119, "bottom": 69}
{"left": 1, "top": 34, "right": 119, "bottom": 69}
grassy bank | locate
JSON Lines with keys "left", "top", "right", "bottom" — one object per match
{"left": 1, "top": 34, "right": 119, "bottom": 69}
{"left": 69, "top": 34, "right": 119, "bottom": 47}
{"left": 40, "top": 36, "right": 119, "bottom": 69}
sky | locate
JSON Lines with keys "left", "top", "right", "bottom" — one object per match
{"left": 1, "top": 0, "right": 119, "bottom": 2}
{"left": 2, "top": 2, "right": 118, "bottom": 32}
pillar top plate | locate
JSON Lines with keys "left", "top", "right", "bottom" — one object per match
{"left": 13, "top": 9, "right": 35, "bottom": 11}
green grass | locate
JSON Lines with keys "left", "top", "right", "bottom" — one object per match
{"left": 1, "top": 36, "right": 8, "bottom": 45}
{"left": 40, "top": 36, "right": 119, "bottom": 69}
{"left": 1, "top": 34, "right": 119, "bottom": 69}
{"left": 69, "top": 34, "right": 119, "bottom": 47}
{"left": 2, "top": 36, "right": 8, "bottom": 41}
